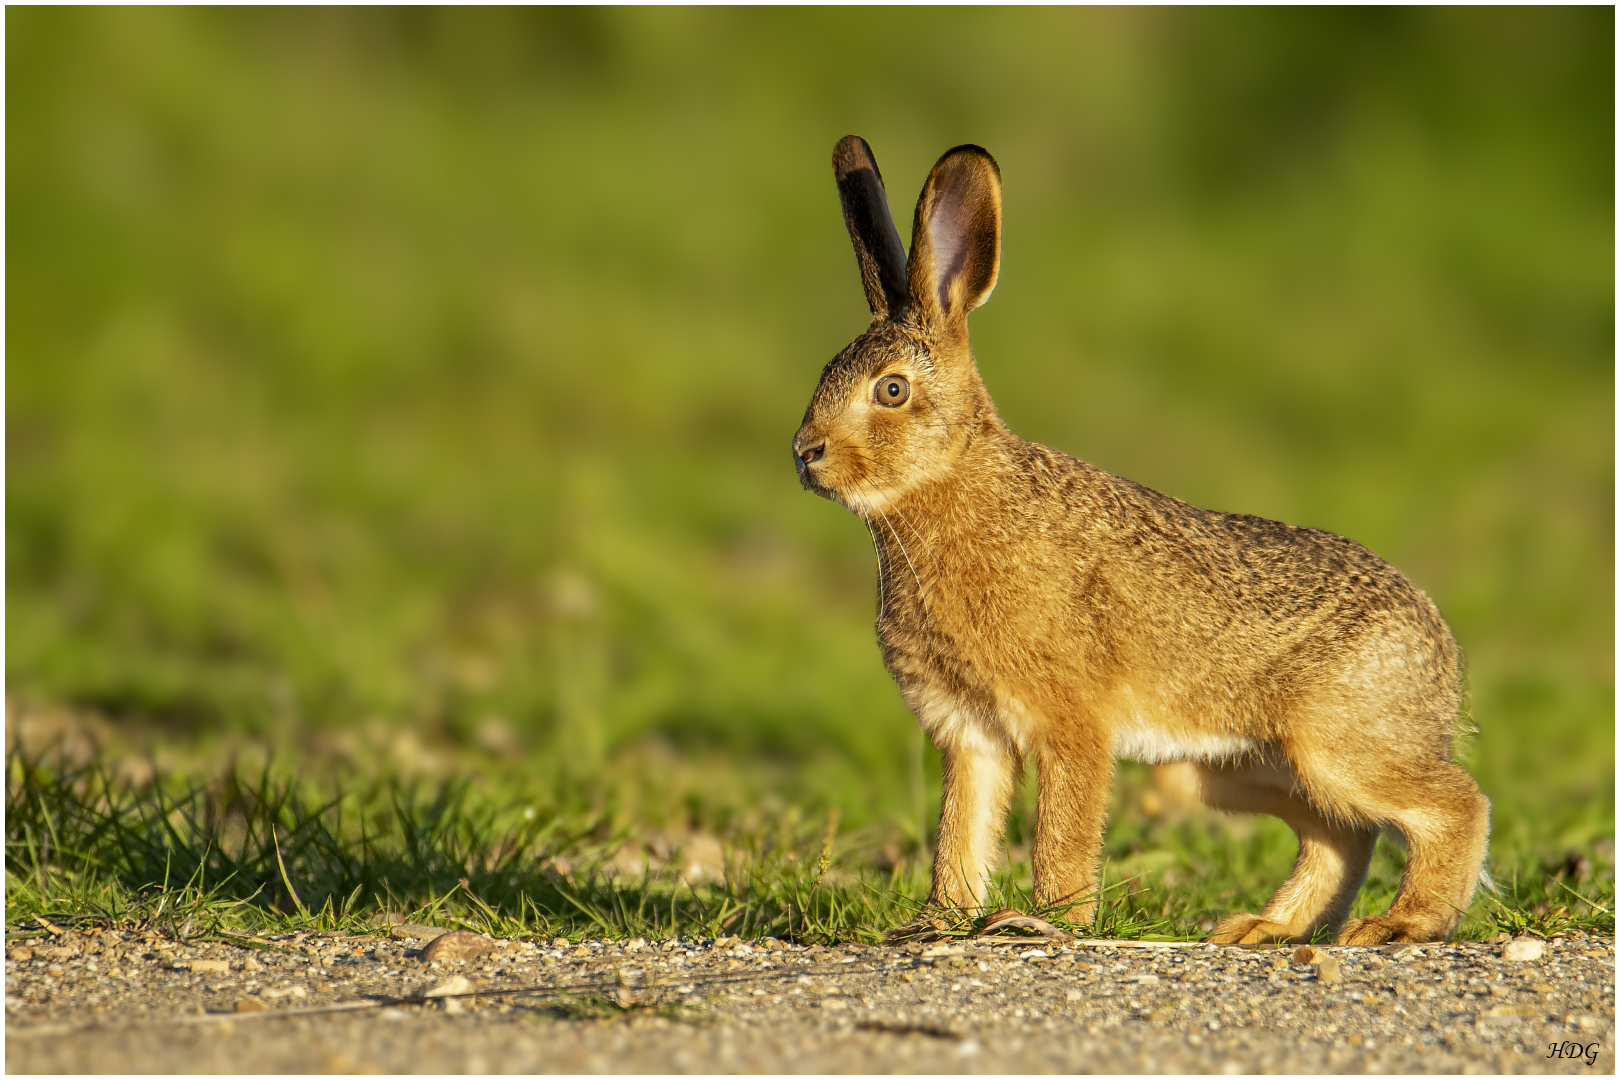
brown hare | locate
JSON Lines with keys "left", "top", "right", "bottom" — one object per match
{"left": 792, "top": 136, "right": 1491, "bottom": 946}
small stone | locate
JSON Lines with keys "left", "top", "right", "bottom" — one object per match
{"left": 420, "top": 931, "right": 497, "bottom": 963}
{"left": 624, "top": 937, "right": 647, "bottom": 952}
{"left": 234, "top": 998, "right": 267, "bottom": 1013}
{"left": 425, "top": 975, "right": 475, "bottom": 998}
{"left": 1502, "top": 937, "right": 1544, "bottom": 962}
{"left": 1314, "top": 956, "right": 1342, "bottom": 984}
{"left": 1292, "top": 946, "right": 1320, "bottom": 966}
{"left": 389, "top": 924, "right": 450, "bottom": 943}
{"left": 550, "top": 937, "right": 570, "bottom": 948}
{"left": 8, "top": 947, "right": 34, "bottom": 963}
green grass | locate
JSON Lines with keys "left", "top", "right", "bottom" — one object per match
{"left": 6, "top": 744, "right": 1611, "bottom": 946}
{"left": 5, "top": 9, "right": 1613, "bottom": 943}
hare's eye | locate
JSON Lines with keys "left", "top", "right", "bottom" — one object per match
{"left": 874, "top": 375, "right": 910, "bottom": 407}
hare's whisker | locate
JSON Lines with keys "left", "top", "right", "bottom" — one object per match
{"left": 863, "top": 518, "right": 887, "bottom": 618}
{"left": 870, "top": 486, "right": 944, "bottom": 581}
{"left": 862, "top": 479, "right": 930, "bottom": 617}
{"left": 880, "top": 510, "right": 929, "bottom": 616}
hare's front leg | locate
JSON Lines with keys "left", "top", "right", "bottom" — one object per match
{"left": 1031, "top": 736, "right": 1114, "bottom": 925}
{"left": 929, "top": 740, "right": 1018, "bottom": 910}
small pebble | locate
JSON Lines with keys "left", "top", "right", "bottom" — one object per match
{"left": 234, "top": 998, "right": 267, "bottom": 1013}
{"left": 421, "top": 931, "right": 496, "bottom": 963}
{"left": 426, "top": 975, "right": 474, "bottom": 1001}
{"left": 1501, "top": 937, "right": 1544, "bottom": 962}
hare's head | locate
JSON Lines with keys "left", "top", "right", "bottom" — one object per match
{"left": 793, "top": 137, "right": 1004, "bottom": 514}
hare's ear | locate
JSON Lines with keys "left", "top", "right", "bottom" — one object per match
{"left": 906, "top": 145, "right": 1001, "bottom": 334}
{"left": 833, "top": 136, "right": 910, "bottom": 322}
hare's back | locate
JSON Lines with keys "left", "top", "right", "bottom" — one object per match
{"left": 1059, "top": 458, "right": 1449, "bottom": 646}
{"left": 1059, "top": 462, "right": 1462, "bottom": 749}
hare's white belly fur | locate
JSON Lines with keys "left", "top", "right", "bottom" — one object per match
{"left": 1111, "top": 726, "right": 1258, "bottom": 765}
{"left": 913, "top": 684, "right": 1260, "bottom": 767}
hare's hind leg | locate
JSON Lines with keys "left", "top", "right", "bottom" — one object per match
{"left": 1335, "top": 760, "right": 1490, "bottom": 945}
{"left": 1200, "top": 760, "right": 1378, "bottom": 945}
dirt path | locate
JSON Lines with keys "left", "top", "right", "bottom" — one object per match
{"left": 6, "top": 926, "right": 1613, "bottom": 1073}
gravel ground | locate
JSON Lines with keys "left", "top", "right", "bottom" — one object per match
{"left": 5, "top": 926, "right": 1613, "bottom": 1073}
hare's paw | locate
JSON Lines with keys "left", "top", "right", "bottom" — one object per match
{"left": 1205, "top": 913, "right": 1297, "bottom": 945}
{"left": 1335, "top": 914, "right": 1450, "bottom": 946}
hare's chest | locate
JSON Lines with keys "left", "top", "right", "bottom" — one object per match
{"left": 876, "top": 558, "right": 1094, "bottom": 753}
{"left": 882, "top": 633, "right": 1054, "bottom": 758}
{"left": 900, "top": 677, "right": 1039, "bottom": 759}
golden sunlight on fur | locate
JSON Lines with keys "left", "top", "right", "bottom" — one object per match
{"left": 792, "top": 136, "right": 1490, "bottom": 946}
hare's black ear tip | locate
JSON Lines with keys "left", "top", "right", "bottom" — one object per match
{"left": 833, "top": 135, "right": 879, "bottom": 181}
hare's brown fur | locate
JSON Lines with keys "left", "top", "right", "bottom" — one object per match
{"left": 794, "top": 137, "right": 1490, "bottom": 945}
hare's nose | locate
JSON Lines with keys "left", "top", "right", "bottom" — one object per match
{"left": 793, "top": 427, "right": 826, "bottom": 466}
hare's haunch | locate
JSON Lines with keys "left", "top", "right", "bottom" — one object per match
{"left": 793, "top": 136, "right": 1490, "bottom": 946}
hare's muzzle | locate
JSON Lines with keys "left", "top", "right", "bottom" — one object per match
{"left": 792, "top": 427, "right": 831, "bottom": 494}
{"left": 792, "top": 424, "right": 826, "bottom": 465}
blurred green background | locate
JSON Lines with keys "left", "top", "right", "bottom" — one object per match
{"left": 7, "top": 8, "right": 1613, "bottom": 855}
